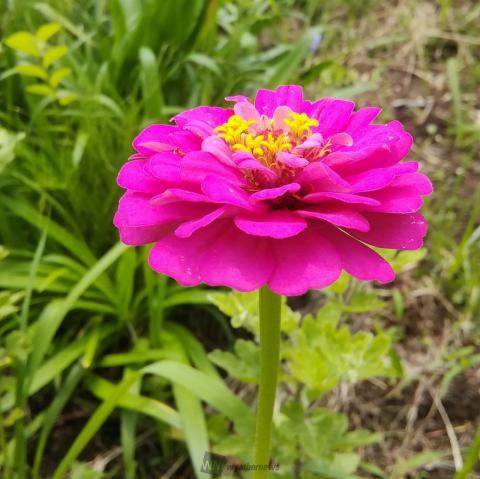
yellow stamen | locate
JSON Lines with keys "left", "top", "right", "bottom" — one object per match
{"left": 214, "top": 111, "right": 318, "bottom": 168}
{"left": 283, "top": 112, "right": 318, "bottom": 140}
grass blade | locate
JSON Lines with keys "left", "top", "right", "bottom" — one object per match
{"left": 51, "top": 371, "right": 141, "bottom": 479}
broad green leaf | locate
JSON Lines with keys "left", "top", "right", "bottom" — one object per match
{"left": 5, "top": 31, "right": 40, "bottom": 57}
{"left": 263, "top": 26, "right": 321, "bottom": 88}
{"left": 209, "top": 340, "right": 259, "bottom": 383}
{"left": 139, "top": 47, "right": 164, "bottom": 119}
{"left": 36, "top": 22, "right": 61, "bottom": 41}
{"left": 167, "top": 322, "right": 219, "bottom": 377}
{"left": 86, "top": 374, "right": 181, "bottom": 429}
{"left": 43, "top": 45, "right": 68, "bottom": 68}
{"left": 57, "top": 92, "right": 78, "bottom": 105}
{"left": 51, "top": 371, "right": 141, "bottom": 479}
{"left": 15, "top": 64, "right": 48, "bottom": 79}
{"left": 163, "top": 289, "right": 210, "bottom": 308}
{"left": 285, "top": 312, "right": 398, "bottom": 393}
{"left": 208, "top": 290, "right": 299, "bottom": 333}
{"left": 32, "top": 364, "right": 84, "bottom": 479}
{"left": 142, "top": 361, "right": 254, "bottom": 433}
{"left": 26, "top": 83, "right": 55, "bottom": 96}
{"left": 174, "top": 385, "right": 210, "bottom": 479}
{"left": 49, "top": 67, "right": 71, "bottom": 88}
{"left": 26, "top": 243, "right": 127, "bottom": 379}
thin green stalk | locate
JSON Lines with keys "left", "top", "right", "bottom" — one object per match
{"left": 253, "top": 286, "right": 281, "bottom": 479}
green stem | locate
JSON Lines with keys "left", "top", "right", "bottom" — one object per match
{"left": 253, "top": 286, "right": 282, "bottom": 479}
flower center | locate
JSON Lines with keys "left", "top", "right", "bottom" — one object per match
{"left": 214, "top": 112, "right": 320, "bottom": 168}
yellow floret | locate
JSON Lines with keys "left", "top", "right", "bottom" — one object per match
{"left": 283, "top": 112, "right": 318, "bottom": 139}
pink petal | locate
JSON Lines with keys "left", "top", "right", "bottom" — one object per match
{"left": 388, "top": 172, "right": 433, "bottom": 195}
{"left": 254, "top": 85, "right": 304, "bottom": 116}
{"left": 145, "top": 152, "right": 182, "bottom": 183}
{"left": 249, "top": 183, "right": 301, "bottom": 203}
{"left": 322, "top": 226, "right": 395, "bottom": 283}
{"left": 277, "top": 152, "right": 309, "bottom": 168}
{"left": 149, "top": 221, "right": 275, "bottom": 291}
{"left": 268, "top": 227, "right": 342, "bottom": 295}
{"left": 330, "top": 132, "right": 353, "bottom": 147}
{"left": 302, "top": 191, "right": 380, "bottom": 206}
{"left": 346, "top": 162, "right": 421, "bottom": 193}
{"left": 298, "top": 207, "right": 370, "bottom": 232}
{"left": 308, "top": 98, "right": 355, "bottom": 137}
{"left": 349, "top": 212, "right": 427, "bottom": 250}
{"left": 234, "top": 152, "right": 278, "bottom": 183}
{"left": 175, "top": 206, "right": 228, "bottom": 238}
{"left": 150, "top": 188, "right": 211, "bottom": 206}
{"left": 272, "top": 106, "right": 294, "bottom": 131}
{"left": 234, "top": 210, "right": 307, "bottom": 238}
{"left": 180, "top": 151, "right": 244, "bottom": 184}
{"left": 171, "top": 130, "right": 202, "bottom": 152}
{"left": 360, "top": 186, "right": 424, "bottom": 213}
{"left": 202, "top": 135, "right": 235, "bottom": 165}
{"left": 295, "top": 132, "right": 324, "bottom": 149}
{"left": 114, "top": 192, "right": 211, "bottom": 245}
{"left": 172, "top": 106, "right": 233, "bottom": 130}
{"left": 272, "top": 85, "right": 305, "bottom": 113}
{"left": 201, "top": 174, "right": 252, "bottom": 209}
{"left": 184, "top": 120, "right": 216, "bottom": 138}
{"left": 234, "top": 101, "right": 260, "bottom": 121}
{"left": 117, "top": 160, "right": 164, "bottom": 194}
{"left": 297, "top": 162, "right": 352, "bottom": 192}
{"left": 254, "top": 88, "right": 276, "bottom": 116}
{"left": 132, "top": 125, "right": 179, "bottom": 156}
{"left": 225, "top": 95, "right": 250, "bottom": 103}
{"left": 345, "top": 107, "right": 382, "bottom": 137}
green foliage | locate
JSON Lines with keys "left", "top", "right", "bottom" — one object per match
{"left": 208, "top": 290, "right": 300, "bottom": 333}
{"left": 209, "top": 339, "right": 260, "bottom": 383}
{"left": 285, "top": 311, "right": 398, "bottom": 393}
{"left": 5, "top": 22, "right": 75, "bottom": 104}
{"left": 1, "top": 0, "right": 479, "bottom": 477}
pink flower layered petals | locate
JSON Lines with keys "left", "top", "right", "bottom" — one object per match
{"left": 114, "top": 84, "right": 432, "bottom": 295}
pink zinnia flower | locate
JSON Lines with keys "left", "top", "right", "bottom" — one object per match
{"left": 114, "top": 85, "right": 432, "bottom": 296}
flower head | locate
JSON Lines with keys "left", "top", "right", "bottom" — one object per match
{"left": 114, "top": 85, "right": 432, "bottom": 295}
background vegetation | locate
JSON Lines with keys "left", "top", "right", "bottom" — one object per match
{"left": 1, "top": 0, "right": 479, "bottom": 478}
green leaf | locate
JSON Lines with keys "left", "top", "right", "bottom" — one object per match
{"left": 43, "top": 45, "right": 68, "bottom": 68}
{"left": 139, "top": 47, "right": 164, "bottom": 119}
{"left": 174, "top": 385, "right": 210, "bottom": 479}
{"left": 285, "top": 313, "right": 398, "bottom": 393}
{"left": 26, "top": 83, "right": 55, "bottom": 96}
{"left": 341, "top": 291, "right": 386, "bottom": 313}
{"left": 0, "top": 128, "right": 25, "bottom": 174}
{"left": 263, "top": 26, "right": 321, "bottom": 88}
{"left": 390, "top": 451, "right": 445, "bottom": 479}
{"left": 454, "top": 428, "right": 480, "bottom": 479}
{"left": 49, "top": 67, "right": 71, "bottom": 88}
{"left": 15, "top": 64, "right": 48, "bottom": 80}
{"left": 27, "top": 243, "right": 127, "bottom": 377}
{"left": 209, "top": 340, "right": 259, "bottom": 383}
{"left": 115, "top": 247, "right": 136, "bottom": 320}
{"left": 57, "top": 91, "right": 78, "bottom": 105}
{"left": 5, "top": 31, "right": 40, "bottom": 57}
{"left": 142, "top": 361, "right": 254, "bottom": 433}
{"left": 36, "top": 22, "right": 62, "bottom": 41}
{"left": 32, "top": 364, "right": 84, "bottom": 479}
{"left": 86, "top": 374, "right": 181, "bottom": 429}
{"left": 208, "top": 290, "right": 299, "bottom": 333}
{"left": 120, "top": 369, "right": 140, "bottom": 479}
{"left": 51, "top": 371, "right": 141, "bottom": 479}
